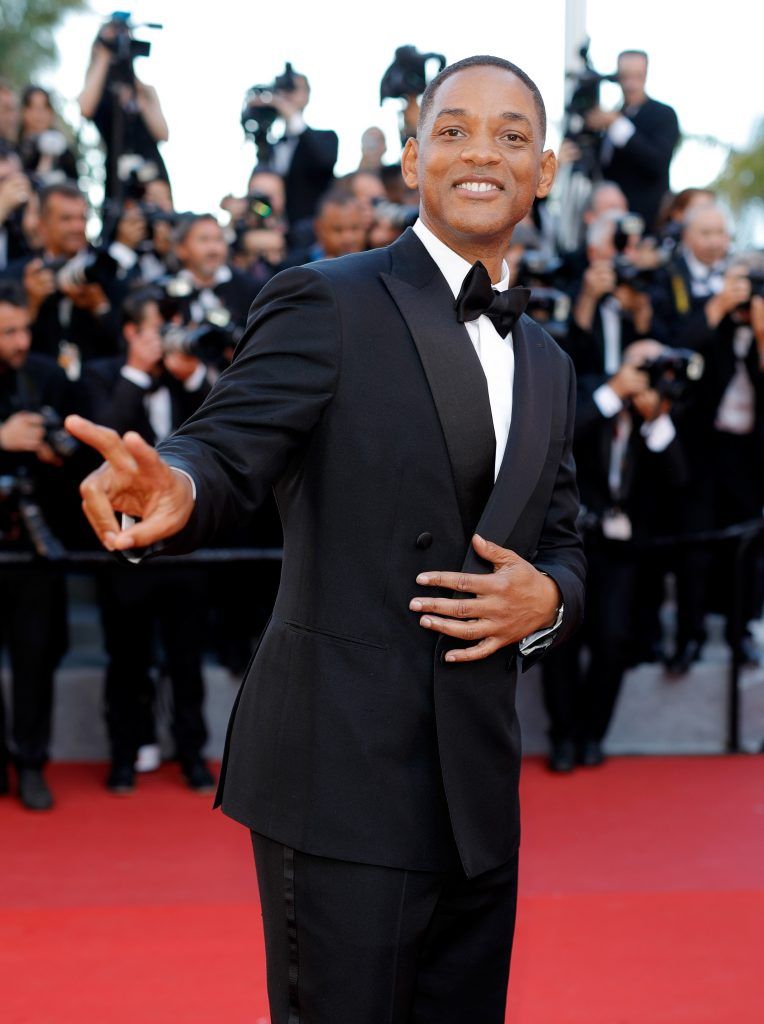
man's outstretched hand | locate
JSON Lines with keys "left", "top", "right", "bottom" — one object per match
{"left": 65, "top": 415, "right": 195, "bottom": 552}
{"left": 409, "top": 534, "right": 561, "bottom": 663}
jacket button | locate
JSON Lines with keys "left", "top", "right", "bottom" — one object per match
{"left": 416, "top": 532, "right": 433, "bottom": 550}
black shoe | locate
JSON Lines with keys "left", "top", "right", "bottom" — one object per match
{"left": 181, "top": 758, "right": 215, "bottom": 793}
{"left": 107, "top": 762, "right": 135, "bottom": 795}
{"left": 577, "top": 739, "right": 605, "bottom": 767}
{"left": 18, "top": 768, "right": 54, "bottom": 811}
{"left": 666, "top": 639, "right": 702, "bottom": 676}
{"left": 548, "top": 739, "right": 577, "bottom": 774}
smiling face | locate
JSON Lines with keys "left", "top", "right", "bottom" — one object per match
{"left": 401, "top": 66, "right": 556, "bottom": 260}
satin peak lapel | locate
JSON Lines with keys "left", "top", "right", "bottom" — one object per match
{"left": 464, "top": 315, "right": 554, "bottom": 572}
{"left": 381, "top": 231, "right": 495, "bottom": 538}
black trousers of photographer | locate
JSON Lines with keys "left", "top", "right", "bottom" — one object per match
{"left": 541, "top": 535, "right": 637, "bottom": 746}
{"left": 97, "top": 566, "right": 208, "bottom": 767}
{"left": 0, "top": 566, "right": 67, "bottom": 769}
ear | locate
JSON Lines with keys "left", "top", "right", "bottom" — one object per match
{"left": 401, "top": 137, "right": 419, "bottom": 191}
{"left": 535, "top": 149, "right": 557, "bottom": 200}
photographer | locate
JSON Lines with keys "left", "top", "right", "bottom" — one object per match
{"left": 83, "top": 287, "right": 213, "bottom": 793}
{"left": 78, "top": 18, "right": 169, "bottom": 202}
{"left": 541, "top": 339, "right": 690, "bottom": 772}
{"left": 246, "top": 68, "right": 337, "bottom": 228}
{"left": 0, "top": 142, "right": 34, "bottom": 270}
{"left": 566, "top": 210, "right": 662, "bottom": 378}
{"left": 309, "top": 190, "right": 366, "bottom": 261}
{"left": 0, "top": 280, "right": 73, "bottom": 810}
{"left": 586, "top": 50, "right": 679, "bottom": 233}
{"left": 19, "top": 182, "right": 122, "bottom": 378}
{"left": 169, "top": 213, "right": 261, "bottom": 333}
{"left": 0, "top": 79, "right": 19, "bottom": 146}
{"left": 17, "top": 86, "right": 78, "bottom": 184}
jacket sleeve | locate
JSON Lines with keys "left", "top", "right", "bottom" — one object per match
{"left": 156, "top": 264, "right": 342, "bottom": 552}
{"left": 620, "top": 103, "right": 680, "bottom": 181}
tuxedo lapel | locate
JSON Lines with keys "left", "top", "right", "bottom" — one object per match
{"left": 464, "top": 315, "right": 554, "bottom": 570}
{"left": 381, "top": 230, "right": 496, "bottom": 538}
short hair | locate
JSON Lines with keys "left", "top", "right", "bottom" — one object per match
{"left": 121, "top": 285, "right": 163, "bottom": 327}
{"left": 171, "top": 212, "right": 220, "bottom": 246}
{"left": 21, "top": 85, "right": 53, "bottom": 110}
{"left": 314, "top": 189, "right": 361, "bottom": 219}
{"left": 617, "top": 49, "right": 648, "bottom": 65}
{"left": 0, "top": 278, "right": 27, "bottom": 308}
{"left": 39, "top": 181, "right": 85, "bottom": 215}
{"left": 417, "top": 55, "right": 546, "bottom": 143}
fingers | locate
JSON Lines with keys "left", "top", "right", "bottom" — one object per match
{"left": 108, "top": 511, "right": 180, "bottom": 551}
{"left": 79, "top": 467, "right": 121, "bottom": 548}
{"left": 418, "top": 614, "right": 486, "bottom": 643}
{"left": 122, "top": 430, "right": 169, "bottom": 478}
{"left": 65, "top": 416, "right": 138, "bottom": 473}
{"left": 472, "top": 533, "right": 521, "bottom": 567}
{"left": 409, "top": 595, "right": 483, "bottom": 618}
{"left": 416, "top": 569, "right": 485, "bottom": 593}
{"left": 443, "top": 637, "right": 501, "bottom": 664}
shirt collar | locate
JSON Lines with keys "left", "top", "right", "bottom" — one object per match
{"left": 682, "top": 247, "right": 725, "bottom": 281}
{"left": 179, "top": 264, "right": 233, "bottom": 289}
{"left": 412, "top": 218, "right": 509, "bottom": 300}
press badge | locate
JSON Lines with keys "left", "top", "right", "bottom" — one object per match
{"left": 601, "top": 508, "right": 632, "bottom": 541}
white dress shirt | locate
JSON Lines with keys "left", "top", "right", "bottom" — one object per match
{"left": 412, "top": 219, "right": 514, "bottom": 479}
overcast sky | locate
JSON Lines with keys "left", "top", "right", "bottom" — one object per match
{"left": 40, "top": 0, "right": 763, "bottom": 224}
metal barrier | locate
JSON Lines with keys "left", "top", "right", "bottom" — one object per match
{"left": 1, "top": 517, "right": 763, "bottom": 753}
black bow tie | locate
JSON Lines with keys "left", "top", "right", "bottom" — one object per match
{"left": 454, "top": 261, "right": 530, "bottom": 338}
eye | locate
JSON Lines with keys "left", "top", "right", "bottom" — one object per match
{"left": 503, "top": 132, "right": 525, "bottom": 144}
{"left": 438, "top": 127, "right": 464, "bottom": 138}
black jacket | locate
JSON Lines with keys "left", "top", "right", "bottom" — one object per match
{"left": 603, "top": 97, "right": 680, "bottom": 232}
{"left": 283, "top": 127, "right": 338, "bottom": 225}
{"left": 157, "top": 229, "right": 586, "bottom": 878}
{"left": 83, "top": 356, "right": 211, "bottom": 443}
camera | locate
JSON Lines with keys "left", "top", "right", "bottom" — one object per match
{"left": 380, "top": 46, "right": 446, "bottom": 102}
{"left": 161, "top": 312, "right": 238, "bottom": 370}
{"left": 0, "top": 470, "right": 67, "bottom": 559}
{"left": 564, "top": 41, "right": 618, "bottom": 144}
{"left": 99, "top": 12, "right": 160, "bottom": 86}
{"left": 370, "top": 196, "right": 418, "bottom": 229}
{"left": 44, "top": 248, "right": 119, "bottom": 292}
{"left": 515, "top": 252, "right": 571, "bottom": 340}
{"left": 40, "top": 406, "right": 78, "bottom": 460}
{"left": 638, "top": 347, "right": 704, "bottom": 401}
{"left": 241, "top": 63, "right": 298, "bottom": 144}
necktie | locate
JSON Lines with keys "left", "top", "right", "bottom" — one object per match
{"left": 454, "top": 261, "right": 530, "bottom": 338}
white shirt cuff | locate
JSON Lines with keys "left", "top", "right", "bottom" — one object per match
{"left": 183, "top": 363, "right": 208, "bottom": 392}
{"left": 641, "top": 413, "right": 676, "bottom": 452}
{"left": 120, "top": 365, "right": 153, "bottom": 389}
{"left": 593, "top": 383, "right": 624, "bottom": 418}
{"left": 109, "top": 240, "right": 139, "bottom": 270}
{"left": 519, "top": 602, "right": 565, "bottom": 655}
{"left": 286, "top": 113, "right": 307, "bottom": 136}
{"left": 607, "top": 115, "right": 636, "bottom": 147}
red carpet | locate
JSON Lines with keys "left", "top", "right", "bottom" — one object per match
{"left": 1, "top": 756, "right": 762, "bottom": 1023}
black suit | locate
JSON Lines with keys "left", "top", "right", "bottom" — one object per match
{"left": 83, "top": 356, "right": 212, "bottom": 769}
{"left": 602, "top": 97, "right": 680, "bottom": 232}
{"left": 156, "top": 228, "right": 585, "bottom": 1019}
{"left": 282, "top": 128, "right": 338, "bottom": 225}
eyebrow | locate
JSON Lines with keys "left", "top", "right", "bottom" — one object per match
{"left": 433, "top": 108, "right": 534, "bottom": 131}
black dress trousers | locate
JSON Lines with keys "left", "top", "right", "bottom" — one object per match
{"left": 251, "top": 832, "right": 519, "bottom": 1024}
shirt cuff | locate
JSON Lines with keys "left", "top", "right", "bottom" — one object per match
{"left": 607, "top": 115, "right": 636, "bottom": 147}
{"left": 519, "top": 603, "right": 564, "bottom": 655}
{"left": 593, "top": 383, "right": 624, "bottom": 418}
{"left": 641, "top": 412, "right": 676, "bottom": 452}
{"left": 286, "top": 113, "right": 307, "bottom": 136}
{"left": 109, "top": 240, "right": 138, "bottom": 270}
{"left": 120, "top": 365, "right": 153, "bottom": 389}
{"left": 183, "top": 363, "right": 208, "bottom": 392}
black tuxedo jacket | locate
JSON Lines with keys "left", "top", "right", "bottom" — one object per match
{"left": 83, "top": 356, "right": 210, "bottom": 443}
{"left": 157, "top": 228, "right": 585, "bottom": 878}
{"left": 283, "top": 127, "right": 338, "bottom": 225}
{"left": 604, "top": 97, "right": 680, "bottom": 231}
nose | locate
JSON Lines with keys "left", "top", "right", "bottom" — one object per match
{"left": 459, "top": 130, "right": 501, "bottom": 167}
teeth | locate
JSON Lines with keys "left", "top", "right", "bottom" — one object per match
{"left": 456, "top": 181, "right": 499, "bottom": 193}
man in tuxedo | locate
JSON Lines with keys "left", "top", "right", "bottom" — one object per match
{"left": 587, "top": 50, "right": 680, "bottom": 233}
{"left": 67, "top": 55, "right": 585, "bottom": 1023}
{"left": 83, "top": 287, "right": 214, "bottom": 793}
{"left": 259, "top": 71, "right": 338, "bottom": 228}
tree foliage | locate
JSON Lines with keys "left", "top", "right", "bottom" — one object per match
{"left": 714, "top": 119, "right": 764, "bottom": 214}
{"left": 0, "top": 0, "right": 86, "bottom": 87}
